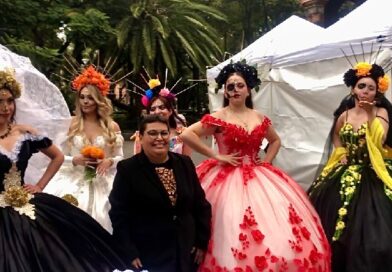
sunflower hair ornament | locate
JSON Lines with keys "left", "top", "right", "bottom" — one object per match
{"left": 214, "top": 60, "right": 261, "bottom": 93}
{"left": 0, "top": 69, "right": 22, "bottom": 98}
{"left": 126, "top": 67, "right": 198, "bottom": 107}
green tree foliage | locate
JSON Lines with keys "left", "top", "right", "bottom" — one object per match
{"left": 0, "top": 0, "right": 364, "bottom": 128}
{"left": 116, "top": 0, "right": 226, "bottom": 76}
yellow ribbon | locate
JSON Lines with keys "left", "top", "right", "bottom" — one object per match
{"left": 366, "top": 118, "right": 392, "bottom": 189}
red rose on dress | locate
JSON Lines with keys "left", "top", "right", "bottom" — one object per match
{"left": 251, "top": 229, "right": 265, "bottom": 243}
{"left": 239, "top": 233, "right": 248, "bottom": 241}
{"left": 300, "top": 226, "right": 311, "bottom": 240}
{"left": 309, "top": 249, "right": 322, "bottom": 265}
{"left": 254, "top": 256, "right": 268, "bottom": 270}
{"left": 238, "top": 252, "right": 247, "bottom": 260}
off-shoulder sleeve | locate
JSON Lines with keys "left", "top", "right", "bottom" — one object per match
{"left": 200, "top": 114, "right": 225, "bottom": 128}
{"left": 262, "top": 116, "right": 272, "bottom": 128}
{"left": 26, "top": 134, "right": 53, "bottom": 153}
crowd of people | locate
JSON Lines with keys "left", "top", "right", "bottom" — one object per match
{"left": 0, "top": 55, "right": 391, "bottom": 272}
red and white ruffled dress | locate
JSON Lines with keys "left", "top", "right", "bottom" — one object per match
{"left": 197, "top": 115, "right": 330, "bottom": 272}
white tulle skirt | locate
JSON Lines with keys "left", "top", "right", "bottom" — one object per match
{"left": 197, "top": 159, "right": 331, "bottom": 271}
{"left": 45, "top": 164, "right": 114, "bottom": 233}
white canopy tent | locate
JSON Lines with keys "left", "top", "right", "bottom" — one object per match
{"left": 207, "top": 15, "right": 325, "bottom": 111}
{"left": 0, "top": 45, "right": 71, "bottom": 184}
{"left": 207, "top": 0, "right": 392, "bottom": 189}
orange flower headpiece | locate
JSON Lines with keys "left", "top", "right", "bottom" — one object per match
{"left": 72, "top": 66, "right": 110, "bottom": 96}
{"left": 344, "top": 62, "right": 390, "bottom": 94}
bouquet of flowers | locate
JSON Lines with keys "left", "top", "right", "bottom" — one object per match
{"left": 80, "top": 145, "right": 105, "bottom": 183}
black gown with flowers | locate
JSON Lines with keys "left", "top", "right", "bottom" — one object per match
{"left": 308, "top": 120, "right": 392, "bottom": 272}
{"left": 0, "top": 133, "right": 129, "bottom": 272}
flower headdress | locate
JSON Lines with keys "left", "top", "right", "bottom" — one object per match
{"left": 0, "top": 69, "right": 22, "bottom": 98}
{"left": 127, "top": 68, "right": 197, "bottom": 107}
{"left": 215, "top": 60, "right": 261, "bottom": 93}
{"left": 72, "top": 65, "right": 111, "bottom": 96}
{"left": 341, "top": 40, "right": 391, "bottom": 94}
{"left": 343, "top": 62, "right": 390, "bottom": 93}
{"left": 55, "top": 54, "right": 133, "bottom": 98}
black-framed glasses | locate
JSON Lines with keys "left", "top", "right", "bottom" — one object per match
{"left": 145, "top": 130, "right": 170, "bottom": 139}
{"left": 226, "top": 82, "right": 246, "bottom": 92}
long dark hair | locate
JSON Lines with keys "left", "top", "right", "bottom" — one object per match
{"left": 147, "top": 96, "right": 186, "bottom": 129}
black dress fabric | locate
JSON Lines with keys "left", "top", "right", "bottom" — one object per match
{"left": 0, "top": 133, "right": 130, "bottom": 272}
{"left": 308, "top": 123, "right": 392, "bottom": 272}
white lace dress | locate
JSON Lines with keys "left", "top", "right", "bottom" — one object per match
{"left": 44, "top": 133, "right": 124, "bottom": 233}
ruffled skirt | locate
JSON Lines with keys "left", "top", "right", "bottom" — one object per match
{"left": 0, "top": 193, "right": 129, "bottom": 272}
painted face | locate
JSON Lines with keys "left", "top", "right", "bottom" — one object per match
{"left": 353, "top": 77, "right": 377, "bottom": 102}
{"left": 149, "top": 98, "right": 172, "bottom": 120}
{"left": 0, "top": 89, "right": 15, "bottom": 124}
{"left": 140, "top": 122, "right": 170, "bottom": 157}
{"left": 225, "top": 74, "right": 249, "bottom": 103}
{"left": 79, "top": 87, "right": 97, "bottom": 114}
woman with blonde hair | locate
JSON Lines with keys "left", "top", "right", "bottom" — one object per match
{"left": 0, "top": 68, "right": 130, "bottom": 271}
{"left": 45, "top": 66, "right": 124, "bottom": 233}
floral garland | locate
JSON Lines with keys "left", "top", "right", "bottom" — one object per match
{"left": 333, "top": 164, "right": 361, "bottom": 241}
{"left": 0, "top": 69, "right": 22, "bottom": 98}
{"left": 72, "top": 66, "right": 110, "bottom": 96}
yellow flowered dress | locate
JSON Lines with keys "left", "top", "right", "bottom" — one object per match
{"left": 309, "top": 118, "right": 392, "bottom": 272}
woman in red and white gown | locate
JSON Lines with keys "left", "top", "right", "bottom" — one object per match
{"left": 181, "top": 62, "right": 330, "bottom": 271}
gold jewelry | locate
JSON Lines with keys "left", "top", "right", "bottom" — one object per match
{"left": 0, "top": 123, "right": 12, "bottom": 139}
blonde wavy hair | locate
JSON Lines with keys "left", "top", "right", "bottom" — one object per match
{"left": 67, "top": 84, "right": 117, "bottom": 148}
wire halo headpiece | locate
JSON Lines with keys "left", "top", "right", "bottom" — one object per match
{"left": 340, "top": 37, "right": 391, "bottom": 94}
{"left": 126, "top": 67, "right": 198, "bottom": 107}
{"left": 53, "top": 54, "right": 133, "bottom": 97}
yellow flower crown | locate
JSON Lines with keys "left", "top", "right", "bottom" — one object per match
{"left": 0, "top": 69, "right": 22, "bottom": 98}
{"left": 353, "top": 62, "right": 390, "bottom": 93}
